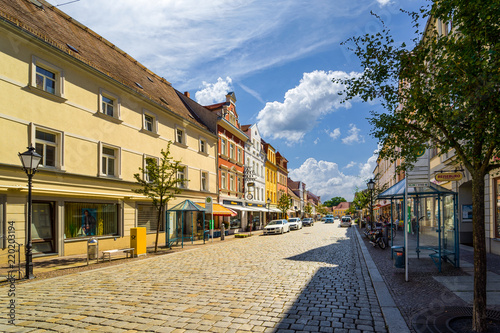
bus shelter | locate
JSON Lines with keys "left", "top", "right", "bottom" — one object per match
{"left": 166, "top": 200, "right": 206, "bottom": 248}
{"left": 377, "top": 178, "right": 459, "bottom": 272}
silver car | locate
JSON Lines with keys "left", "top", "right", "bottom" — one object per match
{"left": 263, "top": 220, "right": 290, "bottom": 235}
{"left": 287, "top": 218, "right": 303, "bottom": 230}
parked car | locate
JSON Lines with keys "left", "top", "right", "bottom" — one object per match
{"left": 287, "top": 218, "right": 302, "bottom": 230}
{"left": 302, "top": 218, "right": 314, "bottom": 226}
{"left": 340, "top": 216, "right": 352, "bottom": 227}
{"left": 324, "top": 217, "right": 334, "bottom": 223}
{"left": 263, "top": 220, "right": 290, "bottom": 235}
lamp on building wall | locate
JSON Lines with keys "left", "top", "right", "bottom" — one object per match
{"left": 18, "top": 146, "right": 42, "bottom": 280}
{"left": 367, "top": 178, "right": 375, "bottom": 230}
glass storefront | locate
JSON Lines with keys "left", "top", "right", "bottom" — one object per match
{"left": 32, "top": 201, "right": 55, "bottom": 254}
{"left": 64, "top": 202, "right": 118, "bottom": 238}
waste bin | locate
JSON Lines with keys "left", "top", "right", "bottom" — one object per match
{"left": 130, "top": 227, "right": 146, "bottom": 257}
{"left": 392, "top": 246, "right": 405, "bottom": 268}
{"left": 87, "top": 237, "right": 99, "bottom": 265}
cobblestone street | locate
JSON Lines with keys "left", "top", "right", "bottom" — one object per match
{"left": 1, "top": 223, "right": 387, "bottom": 333}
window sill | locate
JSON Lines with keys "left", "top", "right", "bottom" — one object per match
{"left": 99, "top": 174, "right": 122, "bottom": 180}
{"left": 140, "top": 128, "right": 160, "bottom": 138}
{"left": 37, "top": 166, "right": 65, "bottom": 172}
{"left": 28, "top": 85, "right": 67, "bottom": 103}
{"left": 198, "top": 151, "right": 209, "bottom": 157}
{"left": 95, "top": 112, "right": 123, "bottom": 124}
{"left": 64, "top": 235, "right": 120, "bottom": 242}
{"left": 174, "top": 141, "right": 188, "bottom": 148}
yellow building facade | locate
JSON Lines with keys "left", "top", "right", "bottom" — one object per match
{"left": 0, "top": 0, "right": 218, "bottom": 264}
{"left": 263, "top": 141, "right": 278, "bottom": 215}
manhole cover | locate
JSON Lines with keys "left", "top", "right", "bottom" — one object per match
{"left": 412, "top": 307, "right": 500, "bottom": 333}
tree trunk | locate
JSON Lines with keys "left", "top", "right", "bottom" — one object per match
{"left": 472, "top": 172, "right": 487, "bottom": 332}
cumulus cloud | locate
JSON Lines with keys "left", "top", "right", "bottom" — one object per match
{"left": 194, "top": 77, "right": 233, "bottom": 105}
{"left": 256, "top": 70, "right": 358, "bottom": 143}
{"left": 345, "top": 161, "right": 357, "bottom": 169}
{"left": 376, "top": 0, "right": 392, "bottom": 6}
{"left": 341, "top": 124, "right": 365, "bottom": 145}
{"left": 288, "top": 154, "right": 377, "bottom": 201}
{"left": 327, "top": 128, "right": 341, "bottom": 140}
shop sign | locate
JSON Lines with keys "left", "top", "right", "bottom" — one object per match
{"left": 435, "top": 172, "right": 463, "bottom": 182}
{"left": 205, "top": 196, "right": 213, "bottom": 213}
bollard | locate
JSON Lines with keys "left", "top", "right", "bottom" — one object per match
{"left": 221, "top": 223, "right": 225, "bottom": 241}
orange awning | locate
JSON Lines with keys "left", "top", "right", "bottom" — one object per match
{"left": 196, "top": 202, "right": 237, "bottom": 216}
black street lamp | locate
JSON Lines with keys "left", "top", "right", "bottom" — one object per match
{"left": 367, "top": 178, "right": 375, "bottom": 229}
{"left": 18, "top": 146, "right": 42, "bottom": 280}
{"left": 266, "top": 198, "right": 271, "bottom": 224}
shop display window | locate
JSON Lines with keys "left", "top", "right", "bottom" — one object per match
{"left": 64, "top": 202, "right": 118, "bottom": 238}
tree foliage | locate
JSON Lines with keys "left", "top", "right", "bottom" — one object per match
{"left": 133, "top": 142, "right": 185, "bottom": 252}
{"left": 277, "top": 192, "right": 292, "bottom": 218}
{"left": 304, "top": 203, "right": 313, "bottom": 216}
{"left": 335, "top": 1, "right": 500, "bottom": 331}
{"left": 323, "top": 196, "right": 347, "bottom": 207}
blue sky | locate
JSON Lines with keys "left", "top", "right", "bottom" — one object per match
{"left": 48, "top": 0, "right": 423, "bottom": 201}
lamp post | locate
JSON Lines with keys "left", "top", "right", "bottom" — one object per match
{"left": 367, "top": 178, "right": 375, "bottom": 230}
{"left": 266, "top": 198, "right": 271, "bottom": 224}
{"left": 18, "top": 146, "right": 42, "bottom": 280}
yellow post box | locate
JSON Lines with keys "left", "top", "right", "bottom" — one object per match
{"left": 130, "top": 227, "right": 147, "bottom": 257}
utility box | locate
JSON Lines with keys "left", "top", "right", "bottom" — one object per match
{"left": 130, "top": 227, "right": 146, "bottom": 257}
{"left": 392, "top": 246, "right": 405, "bottom": 268}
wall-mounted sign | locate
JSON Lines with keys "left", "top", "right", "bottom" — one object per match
{"left": 435, "top": 172, "right": 463, "bottom": 182}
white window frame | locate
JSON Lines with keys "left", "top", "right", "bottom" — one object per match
{"left": 141, "top": 109, "right": 159, "bottom": 135}
{"left": 229, "top": 142, "right": 235, "bottom": 160}
{"left": 221, "top": 171, "right": 227, "bottom": 190}
{"left": 143, "top": 154, "right": 159, "bottom": 182}
{"left": 30, "top": 123, "right": 64, "bottom": 170}
{"left": 237, "top": 147, "right": 242, "bottom": 163}
{"left": 177, "top": 165, "right": 187, "bottom": 189}
{"left": 98, "top": 89, "right": 121, "bottom": 120}
{"left": 201, "top": 171, "right": 209, "bottom": 192}
{"left": 237, "top": 176, "right": 243, "bottom": 193}
{"left": 30, "top": 56, "right": 65, "bottom": 98}
{"left": 175, "top": 125, "right": 186, "bottom": 146}
{"left": 199, "top": 137, "right": 207, "bottom": 155}
{"left": 220, "top": 137, "right": 227, "bottom": 157}
{"left": 99, "top": 142, "right": 121, "bottom": 178}
{"left": 230, "top": 174, "right": 235, "bottom": 191}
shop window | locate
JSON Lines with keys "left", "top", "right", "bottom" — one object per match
{"left": 64, "top": 202, "right": 119, "bottom": 238}
{"left": 137, "top": 204, "right": 164, "bottom": 233}
{"left": 230, "top": 212, "right": 241, "bottom": 229}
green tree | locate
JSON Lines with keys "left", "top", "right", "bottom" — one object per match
{"left": 335, "top": 2, "right": 500, "bottom": 331}
{"left": 133, "top": 143, "right": 186, "bottom": 253}
{"left": 317, "top": 204, "right": 329, "bottom": 216}
{"left": 323, "top": 196, "right": 347, "bottom": 207}
{"left": 277, "top": 192, "right": 292, "bottom": 218}
{"left": 304, "top": 203, "right": 313, "bottom": 217}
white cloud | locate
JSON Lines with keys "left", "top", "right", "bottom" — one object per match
{"left": 52, "top": 0, "right": 373, "bottom": 89}
{"left": 327, "top": 128, "right": 341, "bottom": 140}
{"left": 345, "top": 161, "right": 357, "bottom": 169}
{"left": 314, "top": 138, "right": 320, "bottom": 145}
{"left": 288, "top": 154, "right": 377, "bottom": 201}
{"left": 376, "top": 0, "right": 392, "bottom": 6}
{"left": 256, "top": 70, "right": 358, "bottom": 143}
{"left": 194, "top": 77, "right": 233, "bottom": 105}
{"left": 341, "top": 124, "right": 365, "bottom": 145}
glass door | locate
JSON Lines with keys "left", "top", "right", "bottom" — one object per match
{"left": 32, "top": 201, "right": 55, "bottom": 254}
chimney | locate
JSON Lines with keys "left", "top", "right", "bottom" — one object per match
{"left": 184, "top": 91, "right": 190, "bottom": 98}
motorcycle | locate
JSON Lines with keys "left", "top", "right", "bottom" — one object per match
{"left": 367, "top": 226, "right": 387, "bottom": 249}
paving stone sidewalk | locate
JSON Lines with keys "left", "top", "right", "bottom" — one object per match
{"left": 0, "top": 223, "right": 389, "bottom": 333}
